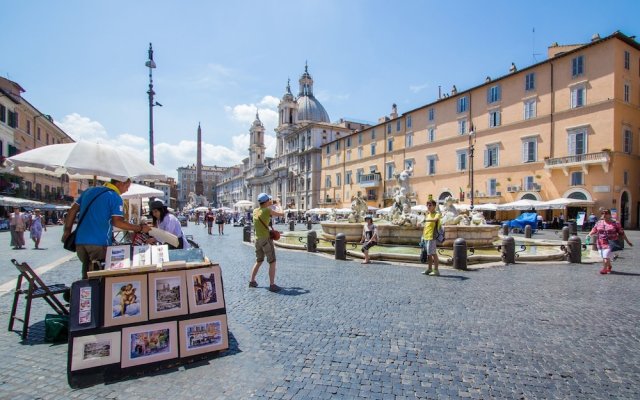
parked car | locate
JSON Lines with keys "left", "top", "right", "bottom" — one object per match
{"left": 178, "top": 215, "right": 188, "bottom": 227}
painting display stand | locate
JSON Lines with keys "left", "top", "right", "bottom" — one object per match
{"left": 66, "top": 261, "right": 228, "bottom": 387}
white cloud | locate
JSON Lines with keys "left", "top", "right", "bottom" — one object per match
{"left": 409, "top": 83, "right": 430, "bottom": 93}
{"left": 225, "top": 96, "right": 279, "bottom": 134}
{"left": 56, "top": 113, "right": 108, "bottom": 141}
{"left": 258, "top": 95, "right": 280, "bottom": 108}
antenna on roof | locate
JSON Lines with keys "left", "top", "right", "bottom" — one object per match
{"left": 532, "top": 27, "right": 542, "bottom": 63}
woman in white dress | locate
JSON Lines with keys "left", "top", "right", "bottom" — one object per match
{"left": 29, "top": 209, "right": 47, "bottom": 249}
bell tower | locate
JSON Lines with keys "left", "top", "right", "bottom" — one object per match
{"left": 248, "top": 111, "right": 265, "bottom": 169}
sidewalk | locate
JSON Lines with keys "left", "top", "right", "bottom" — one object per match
{"left": 1, "top": 225, "right": 639, "bottom": 399}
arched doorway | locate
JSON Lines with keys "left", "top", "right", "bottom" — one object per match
{"left": 620, "top": 191, "right": 629, "bottom": 228}
{"left": 520, "top": 193, "right": 538, "bottom": 200}
{"left": 566, "top": 191, "right": 589, "bottom": 225}
{"left": 438, "top": 192, "right": 453, "bottom": 204}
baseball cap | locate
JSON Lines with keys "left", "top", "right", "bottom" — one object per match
{"left": 257, "top": 193, "right": 271, "bottom": 203}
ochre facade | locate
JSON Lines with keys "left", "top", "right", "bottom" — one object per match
{"left": 320, "top": 32, "right": 640, "bottom": 228}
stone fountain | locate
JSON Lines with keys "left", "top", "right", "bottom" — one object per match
{"left": 321, "top": 169, "right": 500, "bottom": 246}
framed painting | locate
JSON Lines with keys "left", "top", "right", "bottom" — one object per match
{"left": 148, "top": 271, "right": 188, "bottom": 320}
{"left": 70, "top": 332, "right": 121, "bottom": 371}
{"left": 69, "top": 279, "right": 101, "bottom": 331}
{"left": 121, "top": 321, "right": 178, "bottom": 368}
{"left": 103, "top": 274, "right": 148, "bottom": 327}
{"left": 185, "top": 265, "right": 225, "bottom": 314}
{"left": 179, "top": 314, "right": 229, "bottom": 357}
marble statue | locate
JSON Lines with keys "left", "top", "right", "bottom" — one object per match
{"left": 348, "top": 191, "right": 368, "bottom": 223}
{"left": 439, "top": 196, "right": 465, "bottom": 226}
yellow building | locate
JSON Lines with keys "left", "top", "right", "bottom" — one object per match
{"left": 321, "top": 31, "right": 640, "bottom": 228}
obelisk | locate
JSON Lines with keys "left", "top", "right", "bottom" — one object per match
{"left": 195, "top": 123, "right": 204, "bottom": 196}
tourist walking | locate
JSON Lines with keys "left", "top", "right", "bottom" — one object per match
{"left": 205, "top": 207, "right": 215, "bottom": 235}
{"left": 216, "top": 209, "right": 225, "bottom": 235}
{"left": 9, "top": 207, "right": 27, "bottom": 249}
{"left": 249, "top": 193, "right": 284, "bottom": 292}
{"left": 360, "top": 216, "right": 378, "bottom": 264}
{"left": 420, "top": 199, "right": 442, "bottom": 276}
{"left": 589, "top": 208, "right": 633, "bottom": 274}
{"left": 29, "top": 209, "right": 47, "bottom": 249}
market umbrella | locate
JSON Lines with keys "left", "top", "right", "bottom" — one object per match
{"left": 194, "top": 206, "right": 209, "bottom": 212}
{"left": 0, "top": 196, "right": 45, "bottom": 207}
{"left": 121, "top": 183, "right": 164, "bottom": 199}
{"left": 496, "top": 199, "right": 543, "bottom": 211}
{"left": 233, "top": 200, "right": 254, "bottom": 209}
{"left": 5, "top": 141, "right": 166, "bottom": 181}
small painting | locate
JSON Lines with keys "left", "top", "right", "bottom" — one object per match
{"left": 179, "top": 315, "right": 229, "bottom": 357}
{"left": 70, "top": 332, "right": 121, "bottom": 371}
{"left": 103, "top": 275, "right": 148, "bottom": 327}
{"left": 121, "top": 321, "right": 178, "bottom": 368}
{"left": 185, "top": 265, "right": 225, "bottom": 314}
{"left": 148, "top": 271, "right": 188, "bottom": 319}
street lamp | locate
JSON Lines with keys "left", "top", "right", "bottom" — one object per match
{"left": 145, "top": 43, "right": 162, "bottom": 165}
{"left": 468, "top": 125, "right": 476, "bottom": 211}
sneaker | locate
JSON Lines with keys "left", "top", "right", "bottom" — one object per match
{"left": 428, "top": 270, "right": 440, "bottom": 276}
{"left": 249, "top": 281, "right": 258, "bottom": 288}
{"left": 422, "top": 269, "right": 433, "bottom": 275}
{"left": 268, "top": 284, "right": 281, "bottom": 292}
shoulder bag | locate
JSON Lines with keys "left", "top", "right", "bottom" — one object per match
{"left": 257, "top": 214, "right": 280, "bottom": 241}
{"left": 63, "top": 188, "right": 110, "bottom": 252}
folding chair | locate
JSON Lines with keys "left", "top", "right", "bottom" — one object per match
{"left": 8, "top": 259, "right": 70, "bottom": 339}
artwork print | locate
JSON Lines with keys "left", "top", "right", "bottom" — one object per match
{"left": 129, "top": 328, "right": 171, "bottom": 360}
{"left": 179, "top": 315, "right": 229, "bottom": 357}
{"left": 185, "top": 320, "right": 222, "bottom": 350}
{"left": 192, "top": 273, "right": 217, "bottom": 306}
{"left": 104, "top": 275, "right": 148, "bottom": 327}
{"left": 155, "top": 277, "right": 182, "bottom": 312}
{"left": 121, "top": 322, "right": 178, "bottom": 367}
{"left": 185, "top": 266, "right": 225, "bottom": 313}
{"left": 70, "top": 332, "right": 121, "bottom": 371}
{"left": 111, "top": 280, "right": 142, "bottom": 319}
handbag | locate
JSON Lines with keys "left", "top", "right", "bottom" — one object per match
{"left": 608, "top": 239, "right": 623, "bottom": 252}
{"left": 63, "top": 188, "right": 110, "bottom": 252}
{"left": 257, "top": 214, "right": 280, "bottom": 241}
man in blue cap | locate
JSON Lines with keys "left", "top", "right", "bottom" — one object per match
{"left": 249, "top": 192, "right": 284, "bottom": 292}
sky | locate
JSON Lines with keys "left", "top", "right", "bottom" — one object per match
{"left": 3, "top": 0, "right": 639, "bottom": 179}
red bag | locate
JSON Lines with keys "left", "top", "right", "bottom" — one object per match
{"left": 269, "top": 230, "right": 281, "bottom": 241}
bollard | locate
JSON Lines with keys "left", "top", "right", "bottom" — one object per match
{"left": 524, "top": 224, "right": 532, "bottom": 238}
{"left": 334, "top": 233, "right": 346, "bottom": 260}
{"left": 453, "top": 238, "right": 467, "bottom": 270}
{"left": 569, "top": 221, "right": 578, "bottom": 236}
{"left": 307, "top": 220, "right": 312, "bottom": 230}
{"left": 289, "top": 220, "right": 295, "bottom": 232}
{"left": 307, "top": 230, "right": 317, "bottom": 252}
{"left": 561, "top": 226, "right": 570, "bottom": 241}
{"left": 502, "top": 236, "right": 515, "bottom": 264}
{"left": 567, "top": 235, "right": 582, "bottom": 263}
{"left": 243, "top": 224, "right": 251, "bottom": 242}
{"left": 501, "top": 223, "right": 509, "bottom": 236}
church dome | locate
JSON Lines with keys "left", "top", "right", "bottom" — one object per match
{"left": 295, "top": 64, "right": 330, "bottom": 123}
{"left": 297, "top": 95, "right": 330, "bottom": 123}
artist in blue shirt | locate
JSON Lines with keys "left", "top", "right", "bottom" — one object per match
{"left": 62, "top": 179, "right": 151, "bottom": 278}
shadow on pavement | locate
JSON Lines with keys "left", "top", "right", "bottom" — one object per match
{"left": 276, "top": 287, "right": 310, "bottom": 296}
{"left": 609, "top": 271, "right": 640, "bottom": 276}
{"left": 433, "top": 275, "right": 470, "bottom": 281}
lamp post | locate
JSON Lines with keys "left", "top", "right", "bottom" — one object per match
{"left": 145, "top": 43, "right": 162, "bottom": 165}
{"left": 468, "top": 125, "right": 476, "bottom": 211}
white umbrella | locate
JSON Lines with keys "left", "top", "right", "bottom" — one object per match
{"left": 0, "top": 196, "right": 45, "bottom": 207}
{"left": 471, "top": 203, "right": 498, "bottom": 211}
{"left": 335, "top": 208, "right": 352, "bottom": 214}
{"left": 121, "top": 183, "right": 164, "bottom": 199}
{"left": 234, "top": 200, "right": 254, "bottom": 209}
{"left": 5, "top": 141, "right": 166, "bottom": 181}
{"left": 536, "top": 197, "right": 595, "bottom": 210}
{"left": 376, "top": 206, "right": 394, "bottom": 215}
{"left": 497, "top": 199, "right": 543, "bottom": 211}
{"left": 194, "top": 206, "right": 209, "bottom": 212}
{"left": 411, "top": 204, "right": 428, "bottom": 212}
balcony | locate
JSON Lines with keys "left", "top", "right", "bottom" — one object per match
{"left": 357, "top": 173, "right": 381, "bottom": 188}
{"left": 544, "top": 151, "right": 610, "bottom": 175}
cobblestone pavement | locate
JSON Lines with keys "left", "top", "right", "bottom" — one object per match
{"left": 0, "top": 224, "right": 639, "bottom": 399}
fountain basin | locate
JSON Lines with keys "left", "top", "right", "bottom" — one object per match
{"left": 320, "top": 221, "right": 500, "bottom": 247}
